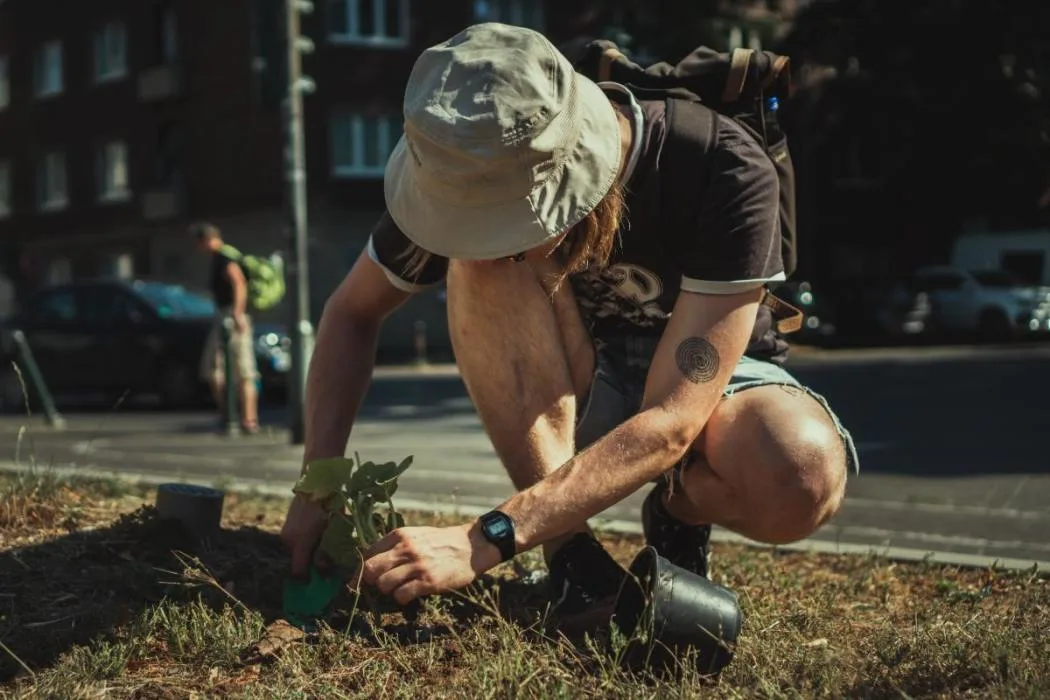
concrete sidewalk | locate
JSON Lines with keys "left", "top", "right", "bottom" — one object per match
{"left": 1, "top": 412, "right": 1047, "bottom": 572}
{"left": 2, "top": 343, "right": 1048, "bottom": 571}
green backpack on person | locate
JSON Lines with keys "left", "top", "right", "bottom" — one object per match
{"left": 219, "top": 244, "right": 286, "bottom": 312}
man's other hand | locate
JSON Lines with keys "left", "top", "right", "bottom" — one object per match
{"left": 280, "top": 495, "right": 331, "bottom": 579}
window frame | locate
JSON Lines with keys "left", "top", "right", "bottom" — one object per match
{"left": 0, "top": 56, "right": 9, "bottom": 110}
{"left": 37, "top": 151, "right": 69, "bottom": 212}
{"left": 94, "top": 21, "right": 129, "bottom": 83}
{"left": 0, "top": 160, "right": 10, "bottom": 218}
{"left": 330, "top": 112, "right": 403, "bottom": 179}
{"left": 34, "top": 40, "right": 64, "bottom": 99}
{"left": 96, "top": 140, "right": 131, "bottom": 203}
{"left": 472, "top": 0, "right": 545, "bottom": 31}
{"left": 327, "top": 0, "right": 411, "bottom": 48}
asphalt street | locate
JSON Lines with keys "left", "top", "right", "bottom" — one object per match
{"left": 2, "top": 344, "right": 1048, "bottom": 567}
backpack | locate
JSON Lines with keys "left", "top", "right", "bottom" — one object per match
{"left": 219, "top": 244, "right": 287, "bottom": 312}
{"left": 570, "top": 41, "right": 803, "bottom": 334}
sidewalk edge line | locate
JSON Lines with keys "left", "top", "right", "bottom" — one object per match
{"left": 1, "top": 461, "right": 1045, "bottom": 574}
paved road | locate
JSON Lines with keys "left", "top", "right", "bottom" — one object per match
{"left": 2, "top": 345, "right": 1048, "bottom": 567}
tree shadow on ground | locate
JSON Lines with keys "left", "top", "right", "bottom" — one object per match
{"left": 0, "top": 507, "right": 561, "bottom": 683}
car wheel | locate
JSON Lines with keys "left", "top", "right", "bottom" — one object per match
{"left": 977, "top": 309, "right": 1013, "bottom": 343}
{"left": 156, "top": 362, "right": 200, "bottom": 408}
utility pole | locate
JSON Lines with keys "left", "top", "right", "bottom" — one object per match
{"left": 284, "top": 0, "right": 315, "bottom": 445}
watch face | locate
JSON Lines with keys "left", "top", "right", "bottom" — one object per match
{"left": 485, "top": 514, "right": 512, "bottom": 540}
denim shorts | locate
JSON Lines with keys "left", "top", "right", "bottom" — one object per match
{"left": 574, "top": 336, "right": 860, "bottom": 477}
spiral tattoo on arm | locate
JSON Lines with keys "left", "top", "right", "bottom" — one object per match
{"left": 674, "top": 337, "right": 720, "bottom": 384}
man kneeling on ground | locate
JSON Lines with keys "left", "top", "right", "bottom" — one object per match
{"left": 280, "top": 23, "right": 859, "bottom": 632}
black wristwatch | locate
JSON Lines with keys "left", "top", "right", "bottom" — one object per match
{"left": 478, "top": 510, "right": 516, "bottom": 562}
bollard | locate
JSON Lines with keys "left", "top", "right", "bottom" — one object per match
{"left": 9, "top": 330, "right": 66, "bottom": 430}
{"left": 222, "top": 317, "right": 240, "bottom": 437}
{"left": 413, "top": 320, "right": 428, "bottom": 367}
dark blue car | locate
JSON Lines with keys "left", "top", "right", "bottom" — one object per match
{"left": 0, "top": 279, "right": 289, "bottom": 410}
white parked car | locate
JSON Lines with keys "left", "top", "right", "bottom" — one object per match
{"left": 907, "top": 266, "right": 1050, "bottom": 340}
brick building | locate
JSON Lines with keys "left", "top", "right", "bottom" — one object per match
{"left": 0, "top": 0, "right": 595, "bottom": 357}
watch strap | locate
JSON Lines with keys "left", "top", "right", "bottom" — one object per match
{"left": 479, "top": 510, "right": 516, "bottom": 562}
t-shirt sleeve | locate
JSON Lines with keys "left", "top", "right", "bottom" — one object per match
{"left": 216, "top": 252, "right": 239, "bottom": 276}
{"left": 678, "top": 118, "right": 785, "bottom": 295}
{"left": 367, "top": 210, "right": 449, "bottom": 292}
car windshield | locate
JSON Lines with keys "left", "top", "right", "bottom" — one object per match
{"left": 133, "top": 282, "right": 216, "bottom": 318}
{"left": 971, "top": 270, "right": 1020, "bottom": 288}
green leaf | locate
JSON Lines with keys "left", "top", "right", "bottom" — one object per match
{"left": 293, "top": 458, "right": 355, "bottom": 503}
{"left": 347, "top": 456, "right": 413, "bottom": 503}
{"left": 319, "top": 513, "right": 362, "bottom": 570}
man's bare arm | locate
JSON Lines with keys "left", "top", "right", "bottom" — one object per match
{"left": 302, "top": 252, "right": 415, "bottom": 468}
{"left": 495, "top": 287, "right": 762, "bottom": 552}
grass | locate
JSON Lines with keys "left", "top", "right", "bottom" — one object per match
{"left": 1, "top": 468, "right": 1048, "bottom": 699}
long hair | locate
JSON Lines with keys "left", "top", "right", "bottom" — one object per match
{"left": 555, "top": 181, "right": 627, "bottom": 285}
{"left": 399, "top": 182, "right": 627, "bottom": 285}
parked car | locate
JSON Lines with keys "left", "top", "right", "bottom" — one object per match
{"left": 879, "top": 267, "right": 1050, "bottom": 342}
{"left": 0, "top": 279, "right": 290, "bottom": 410}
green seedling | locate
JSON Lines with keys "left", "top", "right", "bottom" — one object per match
{"left": 283, "top": 453, "right": 413, "bottom": 627}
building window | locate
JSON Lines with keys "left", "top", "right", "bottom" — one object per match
{"left": 34, "top": 41, "right": 64, "bottom": 98}
{"left": 94, "top": 21, "right": 128, "bottom": 83}
{"left": 0, "top": 57, "right": 9, "bottom": 110}
{"left": 0, "top": 160, "right": 10, "bottom": 218}
{"left": 106, "top": 252, "right": 135, "bottom": 280}
{"left": 328, "top": 0, "right": 410, "bottom": 47}
{"left": 473, "top": 0, "right": 545, "bottom": 30}
{"left": 330, "top": 113, "right": 403, "bottom": 178}
{"left": 160, "top": 5, "right": 179, "bottom": 63}
{"left": 97, "top": 141, "right": 131, "bottom": 202}
{"left": 37, "top": 151, "right": 69, "bottom": 212}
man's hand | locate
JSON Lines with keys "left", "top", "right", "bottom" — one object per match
{"left": 233, "top": 312, "right": 248, "bottom": 334}
{"left": 280, "top": 494, "right": 331, "bottom": 578}
{"left": 361, "top": 523, "right": 502, "bottom": 605}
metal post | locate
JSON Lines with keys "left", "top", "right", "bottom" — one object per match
{"left": 284, "top": 0, "right": 314, "bottom": 445}
{"left": 222, "top": 317, "right": 240, "bottom": 437}
{"left": 10, "top": 330, "right": 65, "bottom": 430}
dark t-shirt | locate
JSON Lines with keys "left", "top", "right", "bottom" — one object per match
{"left": 368, "top": 92, "right": 789, "bottom": 364}
{"left": 209, "top": 251, "right": 239, "bottom": 308}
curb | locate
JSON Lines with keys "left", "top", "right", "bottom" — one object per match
{"left": 3, "top": 461, "right": 1045, "bottom": 575}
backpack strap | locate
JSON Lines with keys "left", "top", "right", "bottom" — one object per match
{"left": 722, "top": 48, "right": 754, "bottom": 103}
{"left": 598, "top": 47, "right": 625, "bottom": 82}
{"left": 662, "top": 98, "right": 803, "bottom": 334}
{"left": 219, "top": 244, "right": 243, "bottom": 261}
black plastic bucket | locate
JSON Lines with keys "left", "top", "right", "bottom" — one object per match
{"left": 612, "top": 546, "right": 743, "bottom": 677}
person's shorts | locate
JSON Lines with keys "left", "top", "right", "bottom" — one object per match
{"left": 574, "top": 335, "right": 859, "bottom": 478}
{"left": 200, "top": 310, "right": 259, "bottom": 384}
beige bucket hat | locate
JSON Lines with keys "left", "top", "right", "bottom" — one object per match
{"left": 384, "top": 23, "right": 623, "bottom": 260}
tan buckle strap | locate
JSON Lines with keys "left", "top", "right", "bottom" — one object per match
{"left": 722, "top": 48, "right": 753, "bottom": 103}
{"left": 599, "top": 47, "right": 626, "bottom": 83}
{"left": 761, "top": 288, "right": 805, "bottom": 334}
{"left": 761, "top": 55, "right": 791, "bottom": 92}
